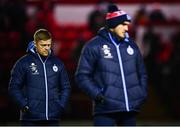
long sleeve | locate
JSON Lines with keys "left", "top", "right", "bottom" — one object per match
{"left": 136, "top": 48, "right": 148, "bottom": 98}
{"left": 75, "top": 44, "right": 102, "bottom": 100}
{"left": 58, "top": 65, "right": 71, "bottom": 110}
{"left": 8, "top": 59, "right": 27, "bottom": 109}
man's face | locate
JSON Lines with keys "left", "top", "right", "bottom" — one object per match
{"left": 35, "top": 39, "right": 52, "bottom": 56}
{"left": 112, "top": 21, "right": 130, "bottom": 39}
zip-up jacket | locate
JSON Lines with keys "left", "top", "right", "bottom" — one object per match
{"left": 75, "top": 28, "right": 147, "bottom": 115}
{"left": 9, "top": 42, "right": 71, "bottom": 121}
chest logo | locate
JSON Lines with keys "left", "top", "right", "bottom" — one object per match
{"left": 30, "top": 63, "right": 39, "bottom": 75}
{"left": 53, "top": 64, "right": 58, "bottom": 72}
{"left": 102, "top": 45, "right": 113, "bottom": 58}
{"left": 127, "top": 45, "right": 134, "bottom": 55}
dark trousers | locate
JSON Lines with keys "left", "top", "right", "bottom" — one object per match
{"left": 21, "top": 120, "right": 59, "bottom": 126}
{"left": 94, "top": 112, "right": 137, "bottom": 126}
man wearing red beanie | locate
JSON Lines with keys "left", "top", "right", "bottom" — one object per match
{"left": 75, "top": 4, "right": 147, "bottom": 126}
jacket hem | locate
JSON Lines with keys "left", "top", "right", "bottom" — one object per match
{"left": 93, "top": 109, "right": 139, "bottom": 116}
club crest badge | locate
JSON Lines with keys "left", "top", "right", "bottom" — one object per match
{"left": 30, "top": 63, "right": 39, "bottom": 75}
{"left": 102, "top": 45, "right": 113, "bottom": 58}
{"left": 127, "top": 45, "right": 134, "bottom": 55}
{"left": 53, "top": 64, "right": 58, "bottom": 72}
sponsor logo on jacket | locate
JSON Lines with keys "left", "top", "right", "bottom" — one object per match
{"left": 102, "top": 45, "right": 113, "bottom": 58}
{"left": 30, "top": 63, "right": 39, "bottom": 75}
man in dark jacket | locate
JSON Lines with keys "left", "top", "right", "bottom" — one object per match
{"left": 9, "top": 29, "right": 71, "bottom": 126}
{"left": 75, "top": 4, "right": 147, "bottom": 126}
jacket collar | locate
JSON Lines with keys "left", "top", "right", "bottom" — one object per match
{"left": 97, "top": 27, "right": 130, "bottom": 45}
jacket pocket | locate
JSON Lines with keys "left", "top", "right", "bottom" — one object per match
{"left": 128, "top": 86, "right": 146, "bottom": 101}
{"left": 56, "top": 100, "right": 65, "bottom": 112}
{"left": 49, "top": 100, "right": 64, "bottom": 113}
{"left": 28, "top": 100, "right": 45, "bottom": 113}
{"left": 28, "top": 100, "right": 40, "bottom": 110}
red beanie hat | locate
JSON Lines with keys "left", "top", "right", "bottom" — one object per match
{"left": 106, "top": 4, "right": 131, "bottom": 28}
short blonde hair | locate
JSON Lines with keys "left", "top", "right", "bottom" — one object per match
{"left": 33, "top": 29, "right": 52, "bottom": 42}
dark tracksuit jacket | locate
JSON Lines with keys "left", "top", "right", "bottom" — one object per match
{"left": 75, "top": 28, "right": 147, "bottom": 115}
{"left": 9, "top": 43, "right": 71, "bottom": 121}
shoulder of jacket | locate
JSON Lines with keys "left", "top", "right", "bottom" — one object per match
{"left": 50, "top": 56, "right": 65, "bottom": 68}
{"left": 126, "top": 38, "right": 139, "bottom": 50}
{"left": 85, "top": 36, "right": 105, "bottom": 49}
{"left": 52, "top": 56, "right": 64, "bottom": 64}
{"left": 12, "top": 54, "right": 30, "bottom": 70}
{"left": 16, "top": 54, "right": 30, "bottom": 64}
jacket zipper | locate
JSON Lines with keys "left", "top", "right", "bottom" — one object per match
{"left": 108, "top": 33, "right": 130, "bottom": 111}
{"left": 37, "top": 54, "right": 49, "bottom": 120}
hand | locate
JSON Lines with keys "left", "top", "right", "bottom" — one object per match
{"left": 95, "top": 94, "right": 105, "bottom": 104}
{"left": 22, "top": 106, "right": 29, "bottom": 113}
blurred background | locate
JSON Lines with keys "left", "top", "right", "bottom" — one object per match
{"left": 0, "top": 0, "right": 180, "bottom": 126}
